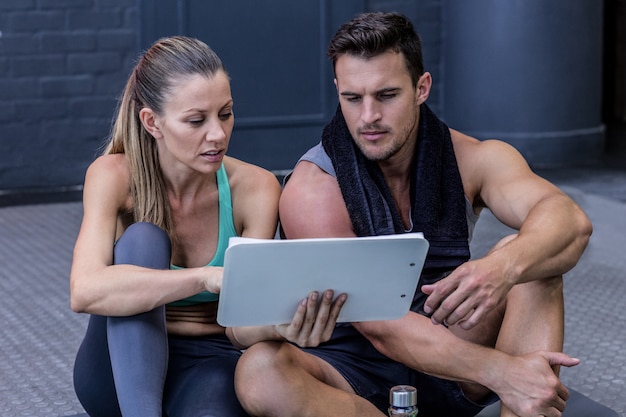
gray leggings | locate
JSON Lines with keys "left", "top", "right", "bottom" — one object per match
{"left": 73, "top": 222, "right": 247, "bottom": 417}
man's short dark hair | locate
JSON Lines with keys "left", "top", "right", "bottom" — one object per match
{"left": 327, "top": 11, "right": 424, "bottom": 86}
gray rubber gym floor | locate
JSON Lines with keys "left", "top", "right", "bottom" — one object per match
{"left": 0, "top": 164, "right": 624, "bottom": 416}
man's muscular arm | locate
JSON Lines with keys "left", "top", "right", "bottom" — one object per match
{"left": 279, "top": 161, "right": 355, "bottom": 239}
{"left": 421, "top": 135, "right": 592, "bottom": 329}
{"left": 354, "top": 315, "right": 579, "bottom": 417}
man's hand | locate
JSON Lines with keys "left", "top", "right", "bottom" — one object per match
{"left": 494, "top": 351, "right": 580, "bottom": 417}
{"left": 274, "top": 290, "right": 347, "bottom": 347}
{"left": 421, "top": 257, "right": 513, "bottom": 329}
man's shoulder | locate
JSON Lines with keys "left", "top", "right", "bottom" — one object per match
{"left": 281, "top": 160, "right": 345, "bottom": 216}
{"left": 286, "top": 159, "right": 337, "bottom": 192}
{"left": 449, "top": 129, "right": 534, "bottom": 205}
{"left": 298, "top": 142, "right": 336, "bottom": 177}
{"left": 450, "top": 129, "right": 523, "bottom": 161}
{"left": 449, "top": 129, "right": 481, "bottom": 154}
{"left": 280, "top": 159, "right": 353, "bottom": 238}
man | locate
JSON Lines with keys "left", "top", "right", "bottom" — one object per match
{"left": 234, "top": 11, "right": 592, "bottom": 417}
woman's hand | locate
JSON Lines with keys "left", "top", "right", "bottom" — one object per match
{"left": 202, "top": 266, "right": 224, "bottom": 294}
{"left": 274, "top": 290, "right": 347, "bottom": 347}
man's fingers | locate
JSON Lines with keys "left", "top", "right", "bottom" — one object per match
{"left": 285, "top": 298, "right": 307, "bottom": 332}
{"left": 312, "top": 291, "right": 346, "bottom": 339}
{"left": 303, "top": 291, "right": 319, "bottom": 326}
{"left": 310, "top": 290, "right": 333, "bottom": 329}
{"left": 543, "top": 351, "right": 581, "bottom": 368}
{"left": 329, "top": 292, "right": 347, "bottom": 320}
{"left": 428, "top": 291, "right": 467, "bottom": 325}
{"left": 421, "top": 284, "right": 438, "bottom": 314}
{"left": 441, "top": 296, "right": 478, "bottom": 327}
{"left": 422, "top": 278, "right": 457, "bottom": 316}
{"left": 281, "top": 290, "right": 348, "bottom": 347}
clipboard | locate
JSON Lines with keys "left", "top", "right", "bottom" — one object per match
{"left": 216, "top": 233, "right": 429, "bottom": 327}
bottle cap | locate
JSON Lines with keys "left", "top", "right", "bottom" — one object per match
{"left": 389, "top": 385, "right": 417, "bottom": 408}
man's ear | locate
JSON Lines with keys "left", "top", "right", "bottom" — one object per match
{"left": 416, "top": 72, "right": 432, "bottom": 105}
{"left": 139, "top": 108, "right": 163, "bottom": 139}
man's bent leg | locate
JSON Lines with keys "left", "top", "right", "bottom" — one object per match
{"left": 495, "top": 275, "right": 565, "bottom": 417}
{"left": 447, "top": 300, "right": 506, "bottom": 404}
{"left": 496, "top": 275, "right": 565, "bottom": 361}
{"left": 454, "top": 233, "right": 564, "bottom": 356}
{"left": 235, "top": 341, "right": 386, "bottom": 417}
{"left": 450, "top": 274, "right": 565, "bottom": 416}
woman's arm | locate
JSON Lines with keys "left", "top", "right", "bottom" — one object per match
{"left": 69, "top": 155, "right": 213, "bottom": 316}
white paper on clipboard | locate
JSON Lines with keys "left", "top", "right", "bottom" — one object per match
{"left": 216, "top": 233, "right": 429, "bottom": 327}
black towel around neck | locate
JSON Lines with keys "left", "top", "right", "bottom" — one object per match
{"left": 321, "top": 104, "right": 470, "bottom": 272}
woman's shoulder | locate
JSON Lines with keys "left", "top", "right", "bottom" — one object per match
{"left": 87, "top": 153, "right": 129, "bottom": 175}
{"left": 222, "top": 157, "right": 281, "bottom": 237}
{"left": 83, "top": 154, "right": 131, "bottom": 205}
{"left": 222, "top": 156, "right": 280, "bottom": 190}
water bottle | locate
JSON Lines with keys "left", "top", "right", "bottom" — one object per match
{"left": 388, "top": 385, "right": 418, "bottom": 416}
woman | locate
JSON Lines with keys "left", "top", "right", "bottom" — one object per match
{"left": 69, "top": 36, "right": 282, "bottom": 417}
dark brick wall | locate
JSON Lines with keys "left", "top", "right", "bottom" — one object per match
{"left": 0, "top": 0, "right": 445, "bottom": 198}
{"left": 371, "top": 0, "right": 443, "bottom": 114}
{"left": 0, "top": 1, "right": 619, "bottom": 200}
{"left": 0, "top": 0, "right": 139, "bottom": 192}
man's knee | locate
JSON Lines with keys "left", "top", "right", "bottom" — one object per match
{"left": 488, "top": 233, "right": 518, "bottom": 254}
{"left": 236, "top": 341, "right": 282, "bottom": 379}
{"left": 235, "top": 342, "right": 289, "bottom": 412}
{"left": 510, "top": 275, "right": 564, "bottom": 305}
{"left": 540, "top": 275, "right": 564, "bottom": 295}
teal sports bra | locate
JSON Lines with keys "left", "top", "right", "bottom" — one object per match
{"left": 168, "top": 164, "right": 238, "bottom": 307}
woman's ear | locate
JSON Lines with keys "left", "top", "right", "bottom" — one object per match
{"left": 139, "top": 108, "right": 163, "bottom": 139}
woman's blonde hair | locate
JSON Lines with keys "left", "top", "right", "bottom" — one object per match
{"left": 104, "top": 36, "right": 225, "bottom": 236}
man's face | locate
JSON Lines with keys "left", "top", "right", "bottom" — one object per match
{"left": 334, "top": 50, "right": 424, "bottom": 163}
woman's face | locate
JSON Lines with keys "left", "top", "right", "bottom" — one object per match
{"left": 151, "top": 71, "right": 234, "bottom": 175}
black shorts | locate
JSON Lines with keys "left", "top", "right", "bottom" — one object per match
{"left": 303, "top": 325, "right": 498, "bottom": 417}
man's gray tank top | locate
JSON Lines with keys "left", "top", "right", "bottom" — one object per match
{"left": 295, "top": 142, "right": 480, "bottom": 242}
